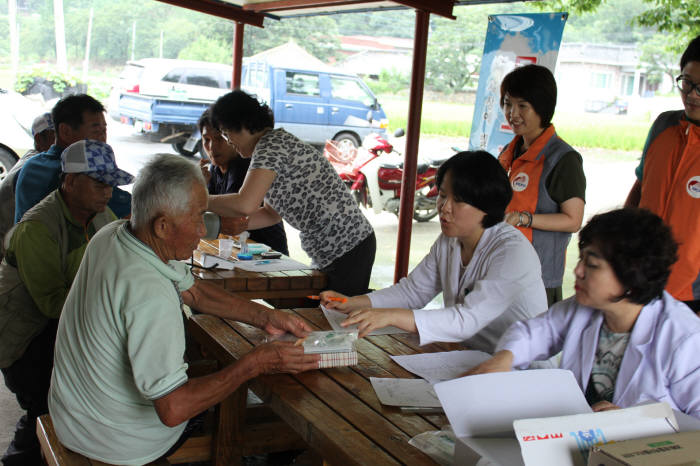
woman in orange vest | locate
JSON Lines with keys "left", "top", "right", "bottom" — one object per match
{"left": 498, "top": 64, "right": 586, "bottom": 306}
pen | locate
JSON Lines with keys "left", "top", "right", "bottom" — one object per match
{"left": 254, "top": 260, "right": 272, "bottom": 265}
{"left": 307, "top": 295, "right": 348, "bottom": 303}
{"left": 399, "top": 406, "right": 444, "bottom": 414}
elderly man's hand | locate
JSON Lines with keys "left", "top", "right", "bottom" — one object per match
{"left": 250, "top": 341, "right": 320, "bottom": 374}
{"left": 591, "top": 401, "right": 621, "bottom": 412}
{"left": 220, "top": 216, "right": 249, "bottom": 235}
{"left": 261, "top": 309, "right": 313, "bottom": 337}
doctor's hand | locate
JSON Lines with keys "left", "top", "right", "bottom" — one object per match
{"left": 341, "top": 308, "right": 416, "bottom": 338}
{"left": 319, "top": 291, "right": 369, "bottom": 313}
{"left": 591, "top": 401, "right": 621, "bottom": 412}
{"left": 220, "top": 216, "right": 249, "bottom": 235}
{"left": 463, "top": 350, "right": 514, "bottom": 376}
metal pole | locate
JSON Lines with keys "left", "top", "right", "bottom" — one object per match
{"left": 159, "top": 30, "right": 164, "bottom": 58}
{"left": 232, "top": 22, "right": 244, "bottom": 89}
{"left": 9, "top": 0, "right": 19, "bottom": 88}
{"left": 393, "top": 8, "right": 429, "bottom": 283}
{"left": 131, "top": 21, "right": 136, "bottom": 61}
{"left": 82, "top": 7, "right": 93, "bottom": 83}
{"left": 53, "top": 0, "right": 67, "bottom": 72}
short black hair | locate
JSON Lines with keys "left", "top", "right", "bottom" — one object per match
{"left": 51, "top": 94, "right": 105, "bottom": 130}
{"left": 436, "top": 151, "right": 512, "bottom": 228}
{"left": 578, "top": 208, "right": 678, "bottom": 306}
{"left": 211, "top": 90, "right": 274, "bottom": 134}
{"left": 500, "top": 64, "right": 557, "bottom": 128}
{"left": 680, "top": 35, "right": 700, "bottom": 71}
{"left": 198, "top": 106, "right": 214, "bottom": 134}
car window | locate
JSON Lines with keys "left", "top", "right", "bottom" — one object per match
{"left": 163, "top": 68, "right": 186, "bottom": 83}
{"left": 185, "top": 69, "right": 222, "bottom": 88}
{"left": 119, "top": 64, "right": 144, "bottom": 82}
{"left": 285, "top": 71, "right": 320, "bottom": 97}
{"left": 246, "top": 63, "right": 268, "bottom": 88}
{"left": 330, "top": 77, "right": 374, "bottom": 106}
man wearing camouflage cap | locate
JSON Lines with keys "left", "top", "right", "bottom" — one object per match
{"left": 0, "top": 139, "right": 133, "bottom": 466}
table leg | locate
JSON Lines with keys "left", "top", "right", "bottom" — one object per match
{"left": 212, "top": 382, "right": 248, "bottom": 466}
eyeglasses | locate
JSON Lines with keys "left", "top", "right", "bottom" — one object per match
{"left": 219, "top": 130, "right": 240, "bottom": 152}
{"left": 675, "top": 76, "right": 700, "bottom": 97}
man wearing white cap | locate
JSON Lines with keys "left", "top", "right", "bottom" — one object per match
{"left": 0, "top": 113, "right": 55, "bottom": 262}
{"left": 0, "top": 139, "right": 133, "bottom": 466}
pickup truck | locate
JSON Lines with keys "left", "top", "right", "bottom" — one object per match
{"left": 115, "top": 56, "right": 388, "bottom": 156}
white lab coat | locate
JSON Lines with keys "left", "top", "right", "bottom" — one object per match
{"left": 497, "top": 292, "right": 700, "bottom": 418}
{"left": 368, "top": 222, "right": 547, "bottom": 352}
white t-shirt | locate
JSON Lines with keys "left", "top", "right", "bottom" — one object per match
{"left": 368, "top": 222, "right": 547, "bottom": 352}
{"left": 49, "top": 221, "right": 193, "bottom": 465}
{"left": 250, "top": 128, "right": 373, "bottom": 268}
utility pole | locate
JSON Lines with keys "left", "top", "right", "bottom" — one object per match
{"left": 54, "top": 0, "right": 68, "bottom": 72}
{"left": 159, "top": 30, "right": 164, "bottom": 58}
{"left": 131, "top": 21, "right": 136, "bottom": 61}
{"left": 9, "top": 0, "right": 19, "bottom": 87}
{"left": 82, "top": 7, "right": 94, "bottom": 83}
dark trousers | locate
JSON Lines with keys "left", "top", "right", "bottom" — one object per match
{"left": 1, "top": 319, "right": 58, "bottom": 466}
{"left": 321, "top": 232, "right": 376, "bottom": 296}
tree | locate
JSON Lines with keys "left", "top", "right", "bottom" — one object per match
{"left": 244, "top": 17, "right": 341, "bottom": 62}
{"left": 540, "top": 0, "right": 699, "bottom": 51}
{"left": 640, "top": 33, "right": 685, "bottom": 87}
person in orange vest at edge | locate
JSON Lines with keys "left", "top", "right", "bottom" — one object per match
{"left": 625, "top": 35, "right": 700, "bottom": 314}
{"left": 497, "top": 64, "right": 586, "bottom": 307}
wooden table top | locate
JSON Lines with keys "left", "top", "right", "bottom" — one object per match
{"left": 188, "top": 307, "right": 462, "bottom": 465}
{"left": 191, "top": 239, "right": 326, "bottom": 301}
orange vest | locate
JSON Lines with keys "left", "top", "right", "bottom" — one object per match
{"left": 498, "top": 125, "right": 574, "bottom": 288}
{"left": 639, "top": 111, "right": 700, "bottom": 301}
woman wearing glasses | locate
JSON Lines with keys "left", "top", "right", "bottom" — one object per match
{"left": 497, "top": 64, "right": 586, "bottom": 306}
{"left": 467, "top": 208, "right": 700, "bottom": 418}
{"left": 625, "top": 35, "right": 700, "bottom": 312}
{"left": 206, "top": 90, "right": 376, "bottom": 296}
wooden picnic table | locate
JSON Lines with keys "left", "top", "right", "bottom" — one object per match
{"left": 187, "top": 306, "right": 462, "bottom": 465}
{"left": 191, "top": 238, "right": 326, "bottom": 307}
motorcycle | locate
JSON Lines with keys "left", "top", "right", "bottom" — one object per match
{"left": 324, "top": 129, "right": 448, "bottom": 222}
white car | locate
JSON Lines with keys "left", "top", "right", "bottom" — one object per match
{"left": 107, "top": 58, "right": 233, "bottom": 121}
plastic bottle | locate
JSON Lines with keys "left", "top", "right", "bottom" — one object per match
{"left": 237, "top": 231, "right": 252, "bottom": 260}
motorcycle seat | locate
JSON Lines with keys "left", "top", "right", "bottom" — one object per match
{"left": 379, "top": 162, "right": 430, "bottom": 174}
{"left": 425, "top": 155, "right": 451, "bottom": 167}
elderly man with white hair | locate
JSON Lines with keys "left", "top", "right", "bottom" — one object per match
{"left": 48, "top": 154, "right": 319, "bottom": 465}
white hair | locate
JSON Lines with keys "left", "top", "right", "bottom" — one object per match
{"left": 130, "top": 154, "right": 206, "bottom": 231}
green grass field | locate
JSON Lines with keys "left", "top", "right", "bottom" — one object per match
{"left": 380, "top": 95, "right": 651, "bottom": 152}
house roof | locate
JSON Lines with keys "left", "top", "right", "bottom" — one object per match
{"left": 245, "top": 40, "right": 344, "bottom": 73}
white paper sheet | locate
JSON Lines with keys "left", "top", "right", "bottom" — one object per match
{"left": 391, "top": 351, "right": 492, "bottom": 384}
{"left": 370, "top": 377, "right": 442, "bottom": 408}
{"left": 233, "top": 258, "right": 313, "bottom": 272}
{"left": 434, "top": 369, "right": 592, "bottom": 438}
{"left": 321, "top": 304, "right": 408, "bottom": 335}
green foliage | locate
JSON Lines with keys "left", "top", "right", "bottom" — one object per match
{"left": 365, "top": 69, "right": 410, "bottom": 95}
{"left": 14, "top": 64, "right": 83, "bottom": 94}
{"left": 244, "top": 17, "right": 341, "bottom": 63}
{"left": 537, "top": 0, "right": 700, "bottom": 44}
{"left": 178, "top": 36, "right": 232, "bottom": 64}
{"left": 333, "top": 10, "right": 416, "bottom": 38}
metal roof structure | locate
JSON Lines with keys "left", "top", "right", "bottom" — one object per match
{"left": 154, "top": 0, "right": 527, "bottom": 281}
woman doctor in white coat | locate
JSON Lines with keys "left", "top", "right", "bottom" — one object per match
{"left": 468, "top": 208, "right": 700, "bottom": 418}
{"left": 321, "top": 151, "right": 547, "bottom": 353}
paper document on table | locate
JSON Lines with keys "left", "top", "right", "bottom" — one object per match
{"left": 197, "top": 252, "right": 236, "bottom": 270}
{"left": 233, "top": 258, "right": 313, "bottom": 272}
{"left": 391, "top": 351, "right": 492, "bottom": 384}
{"left": 370, "top": 377, "right": 442, "bottom": 408}
{"left": 321, "top": 304, "right": 407, "bottom": 335}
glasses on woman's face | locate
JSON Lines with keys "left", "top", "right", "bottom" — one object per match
{"left": 676, "top": 76, "right": 700, "bottom": 97}
{"left": 219, "top": 130, "right": 240, "bottom": 152}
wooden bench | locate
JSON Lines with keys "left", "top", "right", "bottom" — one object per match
{"left": 36, "top": 414, "right": 209, "bottom": 466}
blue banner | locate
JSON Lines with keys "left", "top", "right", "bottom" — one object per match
{"left": 468, "top": 13, "right": 568, "bottom": 156}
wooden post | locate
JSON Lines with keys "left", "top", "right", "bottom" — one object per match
{"left": 232, "top": 22, "right": 244, "bottom": 89}
{"left": 394, "top": 9, "right": 430, "bottom": 283}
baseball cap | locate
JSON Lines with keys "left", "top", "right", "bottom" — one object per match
{"left": 31, "top": 112, "right": 54, "bottom": 136}
{"left": 61, "top": 140, "right": 134, "bottom": 187}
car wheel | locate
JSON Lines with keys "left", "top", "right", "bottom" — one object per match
{"left": 332, "top": 132, "right": 361, "bottom": 163}
{"left": 0, "top": 146, "right": 19, "bottom": 183}
{"left": 171, "top": 140, "right": 201, "bottom": 158}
